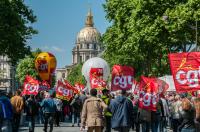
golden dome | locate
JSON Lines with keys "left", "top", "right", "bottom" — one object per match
{"left": 76, "top": 9, "right": 101, "bottom": 44}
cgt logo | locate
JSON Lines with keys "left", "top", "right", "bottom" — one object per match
{"left": 25, "top": 83, "right": 39, "bottom": 93}
{"left": 139, "top": 91, "right": 158, "bottom": 107}
{"left": 58, "top": 86, "right": 71, "bottom": 96}
{"left": 91, "top": 78, "right": 106, "bottom": 87}
{"left": 176, "top": 69, "right": 200, "bottom": 88}
{"left": 39, "top": 63, "right": 48, "bottom": 71}
{"left": 113, "top": 75, "right": 133, "bottom": 88}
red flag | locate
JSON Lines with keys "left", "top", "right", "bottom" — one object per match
{"left": 74, "top": 83, "right": 85, "bottom": 93}
{"left": 64, "top": 80, "right": 79, "bottom": 93}
{"left": 138, "top": 76, "right": 159, "bottom": 111}
{"left": 22, "top": 76, "right": 39, "bottom": 95}
{"left": 56, "top": 80, "right": 73, "bottom": 100}
{"left": 90, "top": 68, "right": 106, "bottom": 90}
{"left": 111, "top": 65, "right": 134, "bottom": 91}
{"left": 38, "top": 81, "right": 50, "bottom": 91}
{"left": 154, "top": 78, "right": 169, "bottom": 94}
{"left": 168, "top": 52, "right": 200, "bottom": 93}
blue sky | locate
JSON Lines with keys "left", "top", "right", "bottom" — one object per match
{"left": 25, "top": 0, "right": 110, "bottom": 68}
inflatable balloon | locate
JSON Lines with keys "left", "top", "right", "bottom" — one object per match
{"left": 82, "top": 57, "right": 110, "bottom": 89}
{"left": 35, "top": 52, "right": 57, "bottom": 81}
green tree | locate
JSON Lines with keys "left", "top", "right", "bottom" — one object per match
{"left": 102, "top": 0, "right": 200, "bottom": 77}
{"left": 15, "top": 56, "right": 39, "bottom": 84}
{"left": 0, "top": 0, "right": 37, "bottom": 64}
{"left": 66, "top": 63, "right": 86, "bottom": 86}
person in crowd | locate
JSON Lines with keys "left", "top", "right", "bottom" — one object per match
{"left": 41, "top": 92, "right": 56, "bottom": 132}
{"left": 178, "top": 97, "right": 196, "bottom": 132}
{"left": 63, "top": 102, "right": 71, "bottom": 122}
{"left": 193, "top": 97, "right": 200, "bottom": 132}
{"left": 0, "top": 90, "right": 13, "bottom": 132}
{"left": 170, "top": 95, "right": 182, "bottom": 132}
{"left": 151, "top": 101, "right": 162, "bottom": 132}
{"left": 139, "top": 108, "right": 151, "bottom": 132}
{"left": 101, "top": 89, "right": 112, "bottom": 132}
{"left": 81, "top": 89, "right": 107, "bottom": 132}
{"left": 70, "top": 94, "right": 82, "bottom": 127}
{"left": 79, "top": 91, "right": 87, "bottom": 105}
{"left": 109, "top": 90, "right": 134, "bottom": 132}
{"left": 131, "top": 96, "right": 140, "bottom": 132}
{"left": 10, "top": 90, "right": 24, "bottom": 132}
{"left": 26, "top": 95, "right": 38, "bottom": 132}
{"left": 54, "top": 98, "right": 63, "bottom": 127}
{"left": 159, "top": 94, "right": 170, "bottom": 132}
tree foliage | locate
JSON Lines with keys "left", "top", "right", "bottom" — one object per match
{"left": 66, "top": 63, "right": 86, "bottom": 86}
{"left": 0, "top": 0, "right": 37, "bottom": 64}
{"left": 102, "top": 0, "right": 200, "bottom": 77}
{"left": 16, "top": 56, "right": 39, "bottom": 84}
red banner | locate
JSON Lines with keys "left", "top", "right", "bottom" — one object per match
{"left": 90, "top": 68, "right": 106, "bottom": 89}
{"left": 138, "top": 76, "right": 159, "bottom": 111}
{"left": 74, "top": 83, "right": 85, "bottom": 93}
{"left": 22, "top": 76, "right": 39, "bottom": 95}
{"left": 64, "top": 80, "right": 79, "bottom": 93}
{"left": 56, "top": 80, "right": 73, "bottom": 100}
{"left": 168, "top": 52, "right": 200, "bottom": 93}
{"left": 111, "top": 65, "right": 134, "bottom": 91}
{"left": 38, "top": 81, "right": 50, "bottom": 91}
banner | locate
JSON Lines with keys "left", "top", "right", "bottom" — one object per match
{"left": 111, "top": 65, "right": 134, "bottom": 91}
{"left": 64, "top": 80, "right": 79, "bottom": 93}
{"left": 56, "top": 80, "right": 73, "bottom": 100}
{"left": 22, "top": 76, "right": 39, "bottom": 95}
{"left": 38, "top": 81, "right": 50, "bottom": 91}
{"left": 138, "top": 76, "right": 159, "bottom": 111}
{"left": 168, "top": 52, "right": 200, "bottom": 93}
{"left": 74, "top": 83, "right": 85, "bottom": 93}
{"left": 90, "top": 68, "right": 106, "bottom": 89}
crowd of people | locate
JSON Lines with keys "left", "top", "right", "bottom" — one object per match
{"left": 0, "top": 88, "right": 200, "bottom": 132}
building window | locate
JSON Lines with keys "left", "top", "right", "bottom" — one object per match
{"left": 87, "top": 44, "right": 89, "bottom": 49}
{"left": 80, "top": 44, "right": 82, "bottom": 49}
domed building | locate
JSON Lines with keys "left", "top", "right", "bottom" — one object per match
{"left": 72, "top": 9, "right": 102, "bottom": 64}
{"left": 56, "top": 9, "right": 103, "bottom": 80}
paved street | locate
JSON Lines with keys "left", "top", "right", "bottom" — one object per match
{"left": 19, "top": 122, "right": 173, "bottom": 132}
{"left": 19, "top": 122, "right": 80, "bottom": 132}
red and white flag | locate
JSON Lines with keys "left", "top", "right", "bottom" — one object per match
{"left": 74, "top": 83, "right": 85, "bottom": 92}
{"left": 90, "top": 68, "right": 106, "bottom": 89}
{"left": 138, "top": 76, "right": 159, "bottom": 111}
{"left": 22, "top": 76, "right": 39, "bottom": 95}
{"left": 168, "top": 52, "right": 200, "bottom": 93}
{"left": 56, "top": 80, "right": 73, "bottom": 100}
{"left": 111, "top": 65, "right": 135, "bottom": 91}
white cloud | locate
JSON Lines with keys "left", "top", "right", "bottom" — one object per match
{"left": 32, "top": 45, "right": 64, "bottom": 53}
{"left": 52, "top": 46, "right": 64, "bottom": 52}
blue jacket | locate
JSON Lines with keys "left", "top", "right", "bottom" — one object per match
{"left": 109, "top": 95, "right": 134, "bottom": 128}
{"left": 41, "top": 98, "right": 56, "bottom": 113}
{"left": 0, "top": 96, "right": 13, "bottom": 120}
